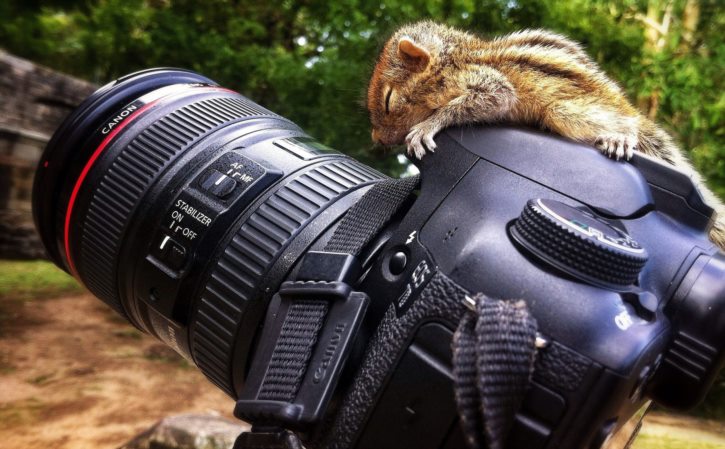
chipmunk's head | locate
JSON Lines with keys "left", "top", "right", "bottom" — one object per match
{"left": 368, "top": 22, "right": 451, "bottom": 146}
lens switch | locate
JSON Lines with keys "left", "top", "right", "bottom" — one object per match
{"left": 199, "top": 169, "right": 237, "bottom": 198}
{"left": 154, "top": 234, "right": 187, "bottom": 270}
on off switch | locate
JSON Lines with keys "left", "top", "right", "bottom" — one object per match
{"left": 155, "top": 234, "right": 187, "bottom": 270}
{"left": 199, "top": 169, "right": 237, "bottom": 198}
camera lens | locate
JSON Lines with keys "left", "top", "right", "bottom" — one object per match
{"left": 32, "top": 68, "right": 385, "bottom": 397}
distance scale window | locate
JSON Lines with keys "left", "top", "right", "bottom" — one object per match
{"left": 273, "top": 136, "right": 339, "bottom": 160}
{"left": 152, "top": 152, "right": 268, "bottom": 271}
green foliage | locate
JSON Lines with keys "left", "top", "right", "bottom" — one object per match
{"left": 0, "top": 0, "right": 723, "bottom": 420}
{"left": 0, "top": 0, "right": 722, "bottom": 185}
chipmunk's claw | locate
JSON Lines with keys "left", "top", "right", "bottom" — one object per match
{"left": 595, "top": 134, "right": 637, "bottom": 161}
{"left": 405, "top": 122, "right": 440, "bottom": 160}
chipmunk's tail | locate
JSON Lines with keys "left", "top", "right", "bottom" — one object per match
{"left": 637, "top": 118, "right": 679, "bottom": 163}
{"left": 638, "top": 118, "right": 725, "bottom": 251}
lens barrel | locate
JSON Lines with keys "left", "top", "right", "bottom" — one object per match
{"left": 33, "top": 69, "right": 217, "bottom": 277}
{"left": 32, "top": 69, "right": 385, "bottom": 396}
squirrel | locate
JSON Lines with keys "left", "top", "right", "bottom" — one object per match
{"left": 367, "top": 20, "right": 725, "bottom": 250}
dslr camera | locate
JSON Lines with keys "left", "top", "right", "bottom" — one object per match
{"left": 33, "top": 69, "right": 725, "bottom": 449}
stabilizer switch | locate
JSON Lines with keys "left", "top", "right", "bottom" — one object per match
{"left": 154, "top": 234, "right": 187, "bottom": 270}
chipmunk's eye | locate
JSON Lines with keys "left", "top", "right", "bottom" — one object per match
{"left": 385, "top": 88, "right": 393, "bottom": 114}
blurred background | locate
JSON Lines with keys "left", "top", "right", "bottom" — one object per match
{"left": 0, "top": 1, "right": 723, "bottom": 448}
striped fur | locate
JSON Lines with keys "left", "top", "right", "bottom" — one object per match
{"left": 368, "top": 21, "right": 724, "bottom": 249}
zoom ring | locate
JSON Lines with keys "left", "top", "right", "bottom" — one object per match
{"left": 191, "top": 160, "right": 384, "bottom": 396}
{"left": 80, "top": 95, "right": 278, "bottom": 316}
{"left": 514, "top": 201, "right": 647, "bottom": 286}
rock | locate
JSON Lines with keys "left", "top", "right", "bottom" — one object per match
{"left": 0, "top": 51, "right": 97, "bottom": 260}
{"left": 0, "top": 50, "right": 97, "bottom": 136}
{"left": 120, "top": 413, "right": 249, "bottom": 449}
{"left": 0, "top": 210, "right": 46, "bottom": 259}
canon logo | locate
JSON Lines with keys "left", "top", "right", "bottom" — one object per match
{"left": 102, "top": 104, "right": 138, "bottom": 134}
{"left": 313, "top": 323, "right": 346, "bottom": 383}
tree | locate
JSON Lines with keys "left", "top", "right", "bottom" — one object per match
{"left": 1, "top": 0, "right": 722, "bottom": 187}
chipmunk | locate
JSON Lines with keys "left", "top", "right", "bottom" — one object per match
{"left": 368, "top": 20, "right": 725, "bottom": 249}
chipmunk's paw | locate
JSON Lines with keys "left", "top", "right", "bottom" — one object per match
{"left": 595, "top": 134, "right": 637, "bottom": 161}
{"left": 405, "top": 122, "right": 440, "bottom": 160}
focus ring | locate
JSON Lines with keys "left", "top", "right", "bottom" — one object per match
{"left": 79, "top": 95, "right": 278, "bottom": 316}
{"left": 191, "top": 160, "right": 384, "bottom": 396}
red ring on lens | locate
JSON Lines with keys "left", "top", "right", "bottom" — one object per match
{"left": 63, "top": 100, "right": 160, "bottom": 277}
{"left": 63, "top": 86, "right": 236, "bottom": 277}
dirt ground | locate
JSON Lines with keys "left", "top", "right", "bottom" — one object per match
{"left": 636, "top": 413, "right": 725, "bottom": 447}
{"left": 0, "top": 293, "right": 240, "bottom": 449}
{"left": 0, "top": 292, "right": 723, "bottom": 449}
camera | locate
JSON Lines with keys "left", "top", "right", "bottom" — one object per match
{"left": 33, "top": 69, "right": 725, "bottom": 449}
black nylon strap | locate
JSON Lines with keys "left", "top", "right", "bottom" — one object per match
{"left": 453, "top": 294, "right": 539, "bottom": 449}
{"left": 453, "top": 312, "right": 485, "bottom": 449}
{"left": 256, "top": 175, "right": 420, "bottom": 406}
{"left": 325, "top": 175, "right": 420, "bottom": 256}
{"left": 259, "top": 300, "right": 329, "bottom": 401}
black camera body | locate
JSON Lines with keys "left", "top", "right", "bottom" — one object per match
{"left": 310, "top": 126, "right": 725, "bottom": 449}
{"left": 32, "top": 69, "right": 725, "bottom": 449}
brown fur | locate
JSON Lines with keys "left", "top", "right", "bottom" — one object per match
{"left": 368, "top": 21, "right": 724, "bottom": 250}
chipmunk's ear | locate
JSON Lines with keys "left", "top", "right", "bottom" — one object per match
{"left": 398, "top": 37, "right": 430, "bottom": 72}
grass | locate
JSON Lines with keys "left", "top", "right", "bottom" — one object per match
{"left": 0, "top": 259, "right": 82, "bottom": 301}
{"left": 0, "top": 259, "right": 83, "bottom": 334}
{"left": 634, "top": 434, "right": 725, "bottom": 449}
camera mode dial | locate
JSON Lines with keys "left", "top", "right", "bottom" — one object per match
{"left": 511, "top": 199, "right": 648, "bottom": 289}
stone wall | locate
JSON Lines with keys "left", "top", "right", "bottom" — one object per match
{"left": 0, "top": 50, "right": 97, "bottom": 258}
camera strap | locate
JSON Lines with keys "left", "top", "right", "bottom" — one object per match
{"left": 234, "top": 175, "right": 420, "bottom": 447}
{"left": 452, "top": 294, "right": 539, "bottom": 449}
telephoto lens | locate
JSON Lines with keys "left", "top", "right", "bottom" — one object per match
{"left": 32, "top": 68, "right": 386, "bottom": 396}
{"left": 33, "top": 68, "right": 725, "bottom": 449}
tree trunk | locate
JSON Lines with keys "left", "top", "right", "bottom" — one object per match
{"left": 680, "top": 0, "right": 700, "bottom": 50}
{"left": 637, "top": 0, "right": 673, "bottom": 119}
